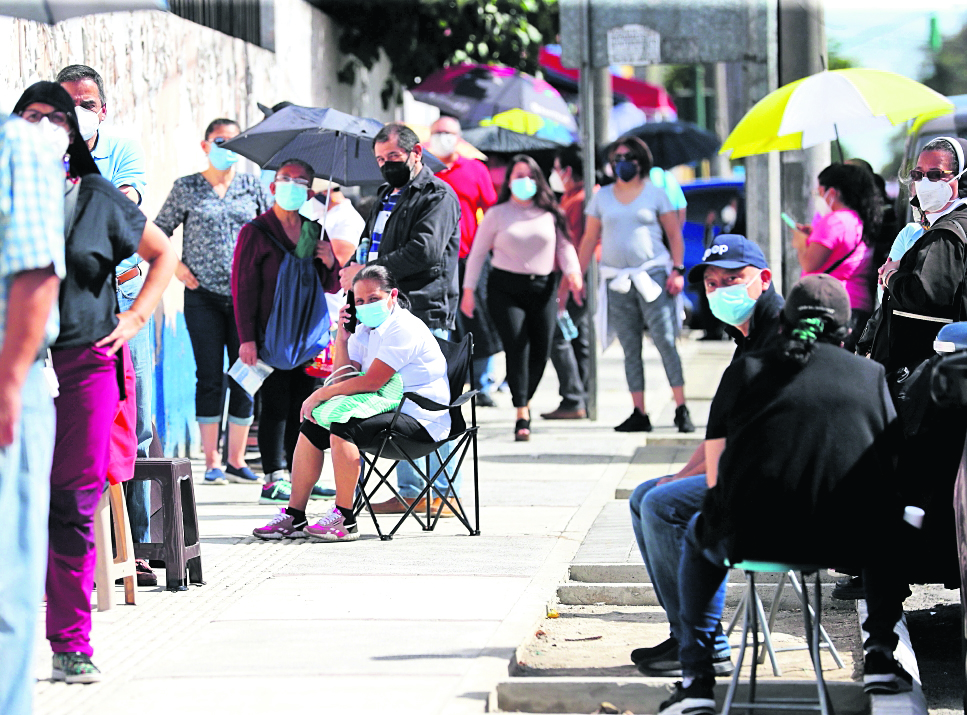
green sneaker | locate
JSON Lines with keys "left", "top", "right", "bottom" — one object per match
{"left": 52, "top": 652, "right": 101, "bottom": 684}
{"left": 259, "top": 479, "right": 291, "bottom": 505}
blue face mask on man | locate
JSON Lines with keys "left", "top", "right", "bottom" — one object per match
{"left": 355, "top": 297, "right": 393, "bottom": 328}
{"left": 707, "top": 271, "right": 761, "bottom": 327}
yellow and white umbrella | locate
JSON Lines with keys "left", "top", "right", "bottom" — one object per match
{"left": 720, "top": 68, "right": 953, "bottom": 159}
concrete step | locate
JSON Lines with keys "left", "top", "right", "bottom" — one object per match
{"left": 568, "top": 563, "right": 842, "bottom": 585}
{"left": 493, "top": 677, "right": 866, "bottom": 714}
{"left": 557, "top": 581, "right": 849, "bottom": 609}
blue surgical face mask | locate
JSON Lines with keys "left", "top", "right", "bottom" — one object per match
{"left": 355, "top": 297, "right": 392, "bottom": 328}
{"left": 613, "top": 160, "right": 638, "bottom": 182}
{"left": 274, "top": 181, "right": 309, "bottom": 211}
{"left": 208, "top": 142, "right": 239, "bottom": 170}
{"left": 707, "top": 272, "right": 761, "bottom": 327}
{"left": 510, "top": 177, "right": 537, "bottom": 200}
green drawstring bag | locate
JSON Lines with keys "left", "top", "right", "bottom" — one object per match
{"left": 311, "top": 371, "right": 404, "bottom": 429}
{"left": 294, "top": 219, "right": 321, "bottom": 259}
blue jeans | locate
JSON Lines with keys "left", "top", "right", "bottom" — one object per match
{"left": 0, "top": 363, "right": 55, "bottom": 715}
{"left": 629, "top": 476, "right": 729, "bottom": 657}
{"left": 396, "top": 327, "right": 459, "bottom": 498}
{"left": 183, "top": 287, "right": 253, "bottom": 425}
{"left": 473, "top": 354, "right": 495, "bottom": 394}
{"left": 679, "top": 513, "right": 731, "bottom": 679}
{"left": 117, "top": 272, "right": 154, "bottom": 543}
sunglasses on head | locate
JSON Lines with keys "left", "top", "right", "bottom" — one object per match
{"left": 906, "top": 168, "right": 956, "bottom": 182}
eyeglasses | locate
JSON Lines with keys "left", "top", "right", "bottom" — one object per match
{"left": 211, "top": 137, "right": 228, "bottom": 146}
{"left": 905, "top": 168, "right": 956, "bottom": 183}
{"left": 612, "top": 153, "right": 636, "bottom": 162}
{"left": 20, "top": 109, "right": 71, "bottom": 129}
{"left": 275, "top": 176, "right": 311, "bottom": 187}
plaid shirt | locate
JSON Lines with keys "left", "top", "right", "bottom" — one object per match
{"left": 0, "top": 115, "right": 67, "bottom": 350}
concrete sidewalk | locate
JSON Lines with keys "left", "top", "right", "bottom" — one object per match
{"left": 30, "top": 333, "right": 729, "bottom": 715}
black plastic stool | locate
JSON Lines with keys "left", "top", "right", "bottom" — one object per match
{"left": 131, "top": 458, "right": 204, "bottom": 591}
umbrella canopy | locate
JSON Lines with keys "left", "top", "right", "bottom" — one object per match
{"left": 721, "top": 68, "right": 954, "bottom": 159}
{"left": 411, "top": 63, "right": 578, "bottom": 142}
{"left": 462, "top": 125, "right": 569, "bottom": 154}
{"left": 223, "top": 105, "right": 443, "bottom": 187}
{"left": 619, "top": 120, "right": 721, "bottom": 169}
{"left": 0, "top": 0, "right": 167, "bottom": 23}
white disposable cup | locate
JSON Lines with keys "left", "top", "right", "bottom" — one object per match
{"left": 903, "top": 506, "right": 925, "bottom": 529}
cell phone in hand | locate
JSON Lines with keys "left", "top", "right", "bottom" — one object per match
{"left": 780, "top": 212, "right": 798, "bottom": 229}
{"left": 345, "top": 290, "right": 357, "bottom": 333}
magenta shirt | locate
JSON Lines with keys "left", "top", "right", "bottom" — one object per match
{"left": 803, "top": 209, "right": 873, "bottom": 312}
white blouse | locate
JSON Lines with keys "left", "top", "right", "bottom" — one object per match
{"left": 347, "top": 306, "right": 451, "bottom": 441}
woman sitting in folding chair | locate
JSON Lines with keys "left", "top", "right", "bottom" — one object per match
{"left": 253, "top": 265, "right": 451, "bottom": 542}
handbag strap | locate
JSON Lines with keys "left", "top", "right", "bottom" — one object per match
{"left": 823, "top": 239, "right": 860, "bottom": 276}
{"left": 251, "top": 217, "right": 294, "bottom": 255}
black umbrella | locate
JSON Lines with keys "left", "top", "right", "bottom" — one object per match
{"left": 0, "top": 0, "right": 166, "bottom": 23}
{"left": 223, "top": 105, "right": 444, "bottom": 187}
{"left": 462, "top": 126, "right": 570, "bottom": 154}
{"left": 619, "top": 121, "right": 721, "bottom": 170}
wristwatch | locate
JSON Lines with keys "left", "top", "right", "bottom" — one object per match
{"left": 672, "top": 264, "right": 686, "bottom": 274}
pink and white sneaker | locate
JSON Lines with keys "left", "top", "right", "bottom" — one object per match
{"left": 305, "top": 507, "right": 359, "bottom": 542}
{"left": 253, "top": 509, "right": 308, "bottom": 540}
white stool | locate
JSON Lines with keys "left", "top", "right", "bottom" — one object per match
{"left": 93, "top": 481, "right": 137, "bottom": 611}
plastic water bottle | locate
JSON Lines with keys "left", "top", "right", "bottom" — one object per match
{"left": 557, "top": 311, "right": 578, "bottom": 341}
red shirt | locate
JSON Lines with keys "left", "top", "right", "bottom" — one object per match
{"left": 435, "top": 156, "right": 497, "bottom": 259}
{"left": 560, "top": 182, "right": 586, "bottom": 247}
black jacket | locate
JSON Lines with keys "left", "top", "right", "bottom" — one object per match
{"left": 870, "top": 206, "right": 967, "bottom": 373}
{"left": 364, "top": 165, "right": 461, "bottom": 331}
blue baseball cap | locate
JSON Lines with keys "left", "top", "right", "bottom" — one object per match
{"left": 687, "top": 234, "right": 769, "bottom": 284}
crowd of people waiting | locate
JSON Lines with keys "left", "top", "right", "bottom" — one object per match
{"left": 4, "top": 60, "right": 966, "bottom": 715}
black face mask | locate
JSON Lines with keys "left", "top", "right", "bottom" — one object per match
{"left": 613, "top": 160, "right": 638, "bottom": 182}
{"left": 380, "top": 159, "right": 411, "bottom": 188}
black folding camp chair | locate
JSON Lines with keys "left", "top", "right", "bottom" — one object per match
{"left": 352, "top": 333, "right": 481, "bottom": 540}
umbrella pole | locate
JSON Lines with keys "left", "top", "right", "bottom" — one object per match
{"left": 834, "top": 124, "right": 844, "bottom": 163}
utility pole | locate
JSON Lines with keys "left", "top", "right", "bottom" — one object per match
{"left": 778, "top": 0, "right": 828, "bottom": 293}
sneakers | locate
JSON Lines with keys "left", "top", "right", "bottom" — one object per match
{"left": 265, "top": 469, "right": 290, "bottom": 483}
{"left": 52, "top": 652, "right": 101, "bottom": 684}
{"left": 832, "top": 575, "right": 865, "bottom": 600}
{"left": 863, "top": 650, "right": 914, "bottom": 694}
{"left": 631, "top": 636, "right": 678, "bottom": 665}
{"left": 253, "top": 509, "right": 308, "bottom": 540}
{"left": 310, "top": 484, "right": 336, "bottom": 500}
{"left": 259, "top": 479, "right": 292, "bottom": 505}
{"left": 658, "top": 677, "right": 716, "bottom": 715}
{"left": 674, "top": 405, "right": 695, "bottom": 433}
{"left": 226, "top": 464, "right": 264, "bottom": 484}
{"left": 640, "top": 655, "right": 734, "bottom": 678}
{"left": 305, "top": 507, "right": 359, "bottom": 542}
{"left": 203, "top": 468, "right": 228, "bottom": 485}
{"left": 615, "top": 409, "right": 652, "bottom": 432}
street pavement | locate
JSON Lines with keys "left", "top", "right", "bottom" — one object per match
{"left": 30, "top": 333, "right": 733, "bottom": 715}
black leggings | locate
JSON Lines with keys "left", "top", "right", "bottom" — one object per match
{"left": 487, "top": 268, "right": 558, "bottom": 408}
{"left": 258, "top": 366, "right": 318, "bottom": 474}
{"left": 300, "top": 411, "right": 433, "bottom": 451}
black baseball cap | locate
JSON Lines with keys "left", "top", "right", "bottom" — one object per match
{"left": 687, "top": 234, "right": 769, "bottom": 284}
{"left": 783, "top": 274, "right": 851, "bottom": 331}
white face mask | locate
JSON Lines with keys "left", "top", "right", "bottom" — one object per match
{"left": 813, "top": 189, "right": 831, "bottom": 217}
{"left": 549, "top": 169, "right": 566, "bottom": 193}
{"left": 429, "top": 132, "right": 458, "bottom": 157}
{"left": 74, "top": 106, "right": 100, "bottom": 141}
{"left": 720, "top": 204, "right": 737, "bottom": 227}
{"left": 37, "top": 117, "right": 69, "bottom": 157}
{"left": 916, "top": 168, "right": 966, "bottom": 213}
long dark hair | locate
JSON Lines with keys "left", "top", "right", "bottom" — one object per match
{"left": 496, "top": 154, "right": 570, "bottom": 241}
{"left": 13, "top": 81, "right": 99, "bottom": 179}
{"left": 777, "top": 313, "right": 849, "bottom": 368}
{"left": 353, "top": 264, "right": 411, "bottom": 310}
{"left": 817, "top": 163, "right": 882, "bottom": 245}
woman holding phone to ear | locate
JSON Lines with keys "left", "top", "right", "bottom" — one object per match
{"left": 790, "top": 162, "right": 881, "bottom": 352}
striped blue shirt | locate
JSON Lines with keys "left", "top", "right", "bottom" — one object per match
{"left": 0, "top": 115, "right": 67, "bottom": 349}
{"left": 367, "top": 189, "right": 401, "bottom": 262}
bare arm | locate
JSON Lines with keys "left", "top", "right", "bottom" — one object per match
{"left": 97, "top": 220, "right": 177, "bottom": 355}
{"left": 705, "top": 437, "right": 726, "bottom": 488}
{"left": 330, "top": 238, "right": 357, "bottom": 267}
{"left": 577, "top": 215, "right": 602, "bottom": 275}
{"left": 0, "top": 267, "right": 59, "bottom": 446}
{"left": 660, "top": 211, "right": 685, "bottom": 295}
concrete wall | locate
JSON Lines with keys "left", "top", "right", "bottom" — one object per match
{"left": 1, "top": 2, "right": 393, "bottom": 455}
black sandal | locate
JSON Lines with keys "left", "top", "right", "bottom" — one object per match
{"left": 515, "top": 418, "right": 530, "bottom": 442}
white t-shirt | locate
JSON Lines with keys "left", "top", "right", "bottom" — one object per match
{"left": 322, "top": 200, "right": 367, "bottom": 324}
{"left": 347, "top": 306, "right": 451, "bottom": 441}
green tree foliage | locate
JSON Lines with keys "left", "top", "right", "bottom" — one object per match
{"left": 827, "top": 39, "right": 856, "bottom": 71}
{"left": 315, "top": 0, "right": 560, "bottom": 108}
{"left": 922, "top": 23, "right": 967, "bottom": 96}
